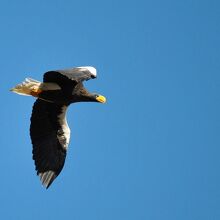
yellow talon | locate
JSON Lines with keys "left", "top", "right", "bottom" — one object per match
{"left": 30, "top": 88, "right": 43, "bottom": 97}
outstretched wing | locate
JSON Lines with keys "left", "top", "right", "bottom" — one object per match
{"left": 30, "top": 99, "right": 70, "bottom": 188}
{"left": 43, "top": 66, "right": 97, "bottom": 85}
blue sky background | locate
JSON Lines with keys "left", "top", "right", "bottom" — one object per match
{"left": 0, "top": 0, "right": 220, "bottom": 219}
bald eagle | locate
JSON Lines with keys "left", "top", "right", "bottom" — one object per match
{"left": 11, "top": 66, "right": 106, "bottom": 188}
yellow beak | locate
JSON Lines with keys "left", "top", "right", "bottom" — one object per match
{"left": 96, "top": 95, "right": 106, "bottom": 103}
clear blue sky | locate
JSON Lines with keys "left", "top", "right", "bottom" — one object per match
{"left": 1, "top": 0, "right": 220, "bottom": 219}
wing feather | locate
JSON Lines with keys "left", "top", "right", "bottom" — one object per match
{"left": 30, "top": 99, "right": 70, "bottom": 188}
{"left": 43, "top": 66, "right": 97, "bottom": 85}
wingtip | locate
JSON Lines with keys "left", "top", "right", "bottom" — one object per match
{"left": 39, "top": 171, "right": 57, "bottom": 189}
{"left": 77, "top": 66, "right": 97, "bottom": 78}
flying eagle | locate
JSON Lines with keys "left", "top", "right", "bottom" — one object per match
{"left": 11, "top": 66, "right": 106, "bottom": 188}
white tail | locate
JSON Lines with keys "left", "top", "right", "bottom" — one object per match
{"left": 10, "top": 78, "right": 42, "bottom": 96}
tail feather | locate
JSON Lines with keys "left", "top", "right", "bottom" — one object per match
{"left": 10, "top": 78, "right": 42, "bottom": 96}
